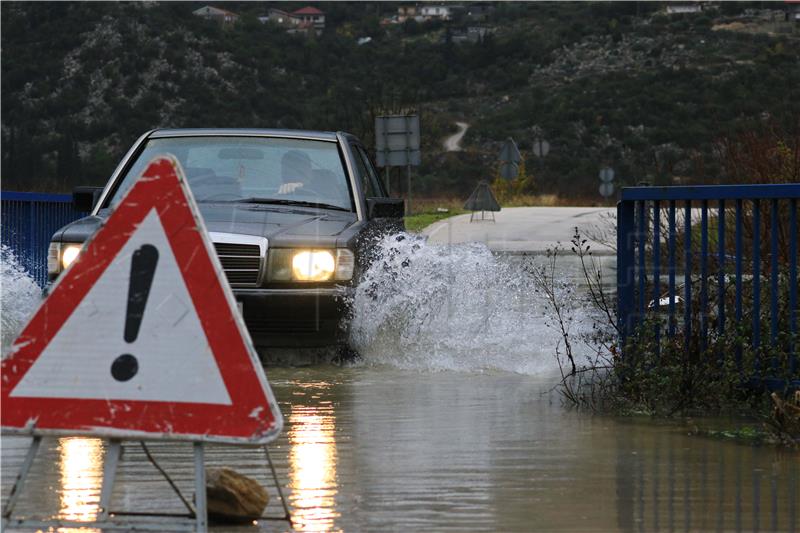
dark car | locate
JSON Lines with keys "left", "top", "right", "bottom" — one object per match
{"left": 47, "top": 129, "right": 404, "bottom": 350}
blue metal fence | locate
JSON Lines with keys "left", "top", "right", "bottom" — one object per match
{"left": 617, "top": 184, "right": 800, "bottom": 387}
{"left": 1, "top": 191, "right": 87, "bottom": 288}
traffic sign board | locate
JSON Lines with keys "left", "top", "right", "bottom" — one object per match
{"left": 1, "top": 156, "right": 282, "bottom": 444}
{"left": 599, "top": 182, "right": 615, "bottom": 198}
{"left": 499, "top": 138, "right": 521, "bottom": 164}
{"left": 532, "top": 138, "right": 550, "bottom": 158}
{"left": 500, "top": 161, "right": 519, "bottom": 180}
{"left": 599, "top": 167, "right": 615, "bottom": 183}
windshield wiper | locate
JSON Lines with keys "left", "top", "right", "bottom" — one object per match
{"left": 219, "top": 197, "right": 351, "bottom": 212}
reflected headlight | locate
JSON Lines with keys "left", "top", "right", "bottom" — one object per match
{"left": 268, "top": 249, "right": 355, "bottom": 282}
{"left": 292, "top": 250, "right": 335, "bottom": 281}
{"left": 48, "top": 242, "right": 83, "bottom": 276}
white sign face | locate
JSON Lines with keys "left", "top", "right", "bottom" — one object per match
{"left": 11, "top": 209, "right": 231, "bottom": 405}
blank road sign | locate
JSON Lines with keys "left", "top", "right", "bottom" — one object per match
{"left": 375, "top": 115, "right": 421, "bottom": 167}
{"left": 599, "top": 167, "right": 615, "bottom": 183}
{"left": 599, "top": 182, "right": 615, "bottom": 197}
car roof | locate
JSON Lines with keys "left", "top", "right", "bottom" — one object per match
{"left": 149, "top": 128, "right": 347, "bottom": 142}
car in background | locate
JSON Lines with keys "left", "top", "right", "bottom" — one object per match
{"left": 48, "top": 129, "right": 404, "bottom": 353}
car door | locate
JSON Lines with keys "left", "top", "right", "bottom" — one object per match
{"left": 348, "top": 141, "right": 403, "bottom": 270}
{"left": 351, "top": 142, "right": 388, "bottom": 200}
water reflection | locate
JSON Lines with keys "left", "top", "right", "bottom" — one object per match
{"left": 58, "top": 437, "right": 103, "bottom": 522}
{"left": 613, "top": 426, "right": 799, "bottom": 533}
{"left": 288, "top": 400, "right": 339, "bottom": 531}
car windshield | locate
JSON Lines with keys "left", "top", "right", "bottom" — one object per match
{"left": 107, "top": 136, "right": 354, "bottom": 211}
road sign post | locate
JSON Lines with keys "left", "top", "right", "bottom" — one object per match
{"left": 375, "top": 114, "right": 421, "bottom": 214}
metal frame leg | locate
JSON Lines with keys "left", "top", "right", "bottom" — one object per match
{"left": 98, "top": 439, "right": 122, "bottom": 520}
{"left": 2, "top": 436, "right": 42, "bottom": 522}
{"left": 264, "top": 446, "right": 293, "bottom": 527}
{"left": 193, "top": 442, "right": 207, "bottom": 533}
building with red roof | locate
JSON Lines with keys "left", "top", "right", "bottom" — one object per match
{"left": 291, "top": 6, "right": 325, "bottom": 32}
{"left": 263, "top": 5, "right": 324, "bottom": 35}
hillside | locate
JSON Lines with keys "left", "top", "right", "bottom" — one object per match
{"left": 2, "top": 1, "right": 799, "bottom": 198}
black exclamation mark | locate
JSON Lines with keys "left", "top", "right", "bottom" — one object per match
{"left": 112, "top": 244, "right": 159, "bottom": 382}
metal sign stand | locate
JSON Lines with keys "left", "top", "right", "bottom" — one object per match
{"left": 469, "top": 210, "right": 496, "bottom": 223}
{"left": 2, "top": 436, "right": 293, "bottom": 533}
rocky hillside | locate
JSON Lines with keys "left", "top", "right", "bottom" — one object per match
{"left": 2, "top": 2, "right": 798, "bottom": 198}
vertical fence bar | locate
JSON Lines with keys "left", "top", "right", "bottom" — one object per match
{"left": 717, "top": 200, "right": 725, "bottom": 339}
{"left": 617, "top": 201, "right": 636, "bottom": 347}
{"left": 638, "top": 200, "right": 646, "bottom": 322}
{"left": 735, "top": 199, "right": 743, "bottom": 370}
{"left": 770, "top": 199, "right": 779, "bottom": 351}
{"left": 619, "top": 185, "right": 798, "bottom": 385}
{"left": 684, "top": 200, "right": 692, "bottom": 351}
{"left": 700, "top": 200, "right": 709, "bottom": 352}
{"left": 753, "top": 200, "right": 761, "bottom": 373}
{"left": 653, "top": 201, "right": 661, "bottom": 351}
{"left": 668, "top": 201, "right": 677, "bottom": 338}
{"left": 790, "top": 199, "right": 797, "bottom": 376}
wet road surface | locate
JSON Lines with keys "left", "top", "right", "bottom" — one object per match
{"left": 3, "top": 367, "right": 798, "bottom": 532}
{"left": 423, "top": 207, "right": 616, "bottom": 254}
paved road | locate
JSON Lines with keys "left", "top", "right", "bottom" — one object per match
{"left": 423, "top": 206, "right": 616, "bottom": 254}
{"left": 442, "top": 122, "right": 469, "bottom": 152}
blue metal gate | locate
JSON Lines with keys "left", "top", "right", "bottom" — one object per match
{"left": 617, "top": 184, "right": 799, "bottom": 387}
{"left": 1, "top": 191, "right": 87, "bottom": 287}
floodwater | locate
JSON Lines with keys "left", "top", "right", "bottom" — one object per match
{"left": 1, "top": 238, "right": 798, "bottom": 532}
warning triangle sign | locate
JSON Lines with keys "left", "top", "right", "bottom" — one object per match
{"left": 1, "top": 156, "right": 283, "bottom": 444}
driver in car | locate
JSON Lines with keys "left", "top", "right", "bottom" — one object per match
{"left": 278, "top": 150, "right": 312, "bottom": 195}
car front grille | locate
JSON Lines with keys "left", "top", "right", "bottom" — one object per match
{"left": 213, "top": 242, "right": 262, "bottom": 287}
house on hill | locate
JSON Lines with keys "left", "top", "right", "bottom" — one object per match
{"left": 420, "top": 4, "right": 464, "bottom": 21}
{"left": 292, "top": 6, "right": 325, "bottom": 31}
{"left": 263, "top": 6, "right": 325, "bottom": 35}
{"left": 192, "top": 5, "right": 239, "bottom": 24}
{"left": 397, "top": 5, "right": 422, "bottom": 23}
{"left": 665, "top": 3, "right": 704, "bottom": 14}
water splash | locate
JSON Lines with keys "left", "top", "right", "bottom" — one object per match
{"left": 349, "top": 234, "right": 587, "bottom": 374}
{"left": 1, "top": 246, "right": 42, "bottom": 356}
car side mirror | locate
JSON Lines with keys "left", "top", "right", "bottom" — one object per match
{"left": 72, "top": 186, "right": 104, "bottom": 212}
{"left": 367, "top": 197, "right": 404, "bottom": 219}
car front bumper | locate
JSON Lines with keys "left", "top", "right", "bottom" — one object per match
{"left": 233, "top": 286, "right": 353, "bottom": 348}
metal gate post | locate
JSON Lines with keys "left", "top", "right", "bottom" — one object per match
{"left": 617, "top": 199, "right": 636, "bottom": 350}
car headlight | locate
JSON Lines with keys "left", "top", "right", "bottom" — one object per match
{"left": 47, "top": 242, "right": 83, "bottom": 276}
{"left": 292, "top": 250, "right": 335, "bottom": 281}
{"left": 268, "top": 249, "right": 355, "bottom": 282}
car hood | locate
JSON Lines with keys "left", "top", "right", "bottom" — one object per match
{"left": 55, "top": 203, "right": 358, "bottom": 248}
{"left": 199, "top": 203, "right": 357, "bottom": 246}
